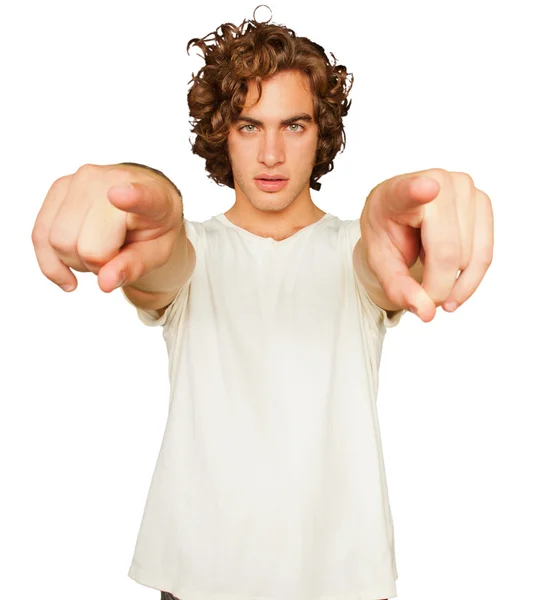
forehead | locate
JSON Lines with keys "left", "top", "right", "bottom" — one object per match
{"left": 242, "top": 70, "right": 314, "bottom": 117}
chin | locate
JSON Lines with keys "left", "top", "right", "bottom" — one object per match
{"left": 247, "top": 183, "right": 300, "bottom": 210}
{"left": 251, "top": 193, "right": 295, "bottom": 213}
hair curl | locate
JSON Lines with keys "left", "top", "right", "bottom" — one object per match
{"left": 186, "top": 14, "right": 353, "bottom": 191}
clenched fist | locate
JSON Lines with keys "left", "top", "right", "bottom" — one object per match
{"left": 31, "top": 163, "right": 184, "bottom": 294}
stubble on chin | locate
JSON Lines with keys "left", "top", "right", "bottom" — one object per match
{"left": 252, "top": 183, "right": 306, "bottom": 214}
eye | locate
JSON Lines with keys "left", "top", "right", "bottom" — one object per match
{"left": 239, "top": 124, "right": 258, "bottom": 133}
{"left": 287, "top": 123, "right": 304, "bottom": 132}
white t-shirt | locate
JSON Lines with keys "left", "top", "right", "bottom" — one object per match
{"left": 121, "top": 212, "right": 405, "bottom": 600}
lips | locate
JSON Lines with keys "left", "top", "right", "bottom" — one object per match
{"left": 254, "top": 176, "right": 289, "bottom": 192}
{"left": 254, "top": 174, "right": 288, "bottom": 181}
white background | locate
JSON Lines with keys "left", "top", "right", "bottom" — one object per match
{"left": 1, "top": 0, "right": 533, "bottom": 599}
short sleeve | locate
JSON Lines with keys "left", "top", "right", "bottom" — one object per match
{"left": 120, "top": 283, "right": 186, "bottom": 328}
{"left": 120, "top": 219, "right": 199, "bottom": 330}
{"left": 345, "top": 219, "right": 406, "bottom": 334}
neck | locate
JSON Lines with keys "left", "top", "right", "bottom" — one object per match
{"left": 224, "top": 191, "right": 326, "bottom": 242}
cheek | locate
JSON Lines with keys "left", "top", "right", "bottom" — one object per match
{"left": 227, "top": 134, "right": 237, "bottom": 158}
{"left": 292, "top": 132, "right": 318, "bottom": 155}
{"left": 228, "top": 135, "right": 252, "bottom": 165}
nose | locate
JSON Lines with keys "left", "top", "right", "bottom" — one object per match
{"left": 257, "top": 129, "right": 285, "bottom": 167}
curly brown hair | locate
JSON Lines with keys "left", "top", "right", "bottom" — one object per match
{"left": 186, "top": 14, "right": 353, "bottom": 191}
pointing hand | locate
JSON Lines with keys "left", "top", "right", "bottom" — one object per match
{"left": 360, "top": 169, "right": 494, "bottom": 322}
{"left": 31, "top": 163, "right": 183, "bottom": 294}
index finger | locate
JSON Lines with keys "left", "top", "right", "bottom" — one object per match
{"left": 107, "top": 180, "right": 175, "bottom": 227}
{"left": 383, "top": 175, "right": 440, "bottom": 223}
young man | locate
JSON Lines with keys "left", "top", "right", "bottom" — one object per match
{"left": 31, "top": 12, "right": 493, "bottom": 600}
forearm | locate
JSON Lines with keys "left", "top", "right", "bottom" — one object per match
{"left": 127, "top": 221, "right": 189, "bottom": 292}
{"left": 117, "top": 161, "right": 190, "bottom": 304}
{"left": 121, "top": 226, "right": 191, "bottom": 312}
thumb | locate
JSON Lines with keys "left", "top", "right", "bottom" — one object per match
{"left": 97, "top": 233, "right": 172, "bottom": 293}
{"left": 384, "top": 175, "right": 440, "bottom": 219}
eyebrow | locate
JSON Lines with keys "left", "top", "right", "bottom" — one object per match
{"left": 236, "top": 113, "right": 314, "bottom": 126}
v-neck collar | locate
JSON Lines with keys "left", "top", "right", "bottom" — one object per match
{"left": 213, "top": 213, "right": 335, "bottom": 245}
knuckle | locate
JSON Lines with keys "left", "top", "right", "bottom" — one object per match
{"left": 451, "top": 171, "right": 476, "bottom": 196}
{"left": 74, "top": 163, "right": 101, "bottom": 180}
{"left": 434, "top": 242, "right": 461, "bottom": 266}
{"left": 77, "top": 244, "right": 110, "bottom": 268}
{"left": 478, "top": 250, "right": 493, "bottom": 269}
{"left": 425, "top": 167, "right": 450, "bottom": 184}
{"left": 31, "top": 223, "right": 47, "bottom": 247}
{"left": 48, "top": 229, "right": 75, "bottom": 254}
{"left": 105, "top": 166, "right": 132, "bottom": 181}
{"left": 451, "top": 171, "right": 474, "bottom": 186}
{"left": 51, "top": 173, "right": 73, "bottom": 190}
{"left": 463, "top": 172, "right": 475, "bottom": 189}
{"left": 458, "top": 255, "right": 470, "bottom": 271}
{"left": 478, "top": 190, "right": 494, "bottom": 215}
{"left": 106, "top": 165, "right": 149, "bottom": 185}
{"left": 477, "top": 189, "right": 491, "bottom": 203}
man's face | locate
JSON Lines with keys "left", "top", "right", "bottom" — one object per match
{"left": 227, "top": 69, "right": 319, "bottom": 214}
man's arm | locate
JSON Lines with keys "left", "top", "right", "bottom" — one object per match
{"left": 118, "top": 162, "right": 196, "bottom": 316}
{"left": 122, "top": 227, "right": 196, "bottom": 316}
{"left": 353, "top": 238, "right": 423, "bottom": 315}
